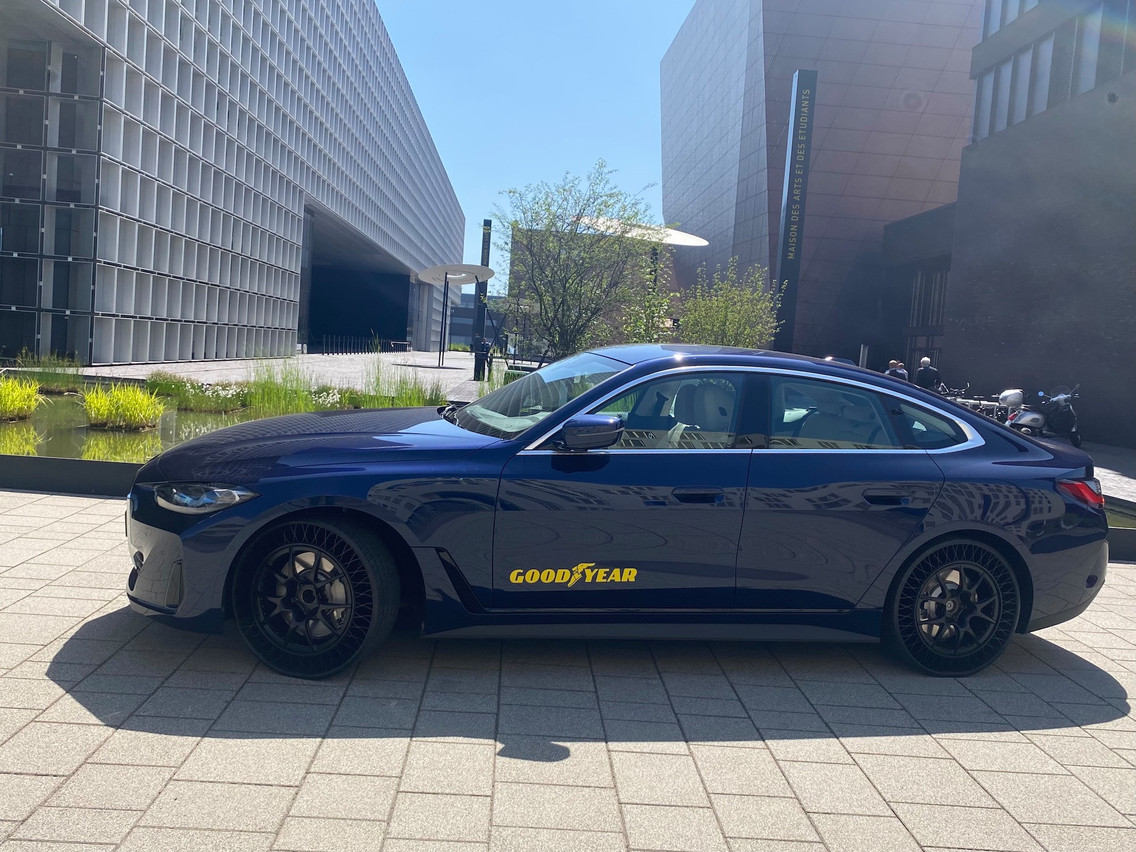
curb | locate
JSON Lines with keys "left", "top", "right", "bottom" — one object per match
{"left": 0, "top": 456, "right": 139, "bottom": 499}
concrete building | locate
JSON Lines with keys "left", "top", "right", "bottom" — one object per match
{"left": 0, "top": 0, "right": 462, "bottom": 364}
{"left": 661, "top": 0, "right": 984, "bottom": 359}
{"left": 937, "top": 0, "right": 1135, "bottom": 445}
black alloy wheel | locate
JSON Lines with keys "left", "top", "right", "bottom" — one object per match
{"left": 232, "top": 518, "right": 399, "bottom": 678}
{"left": 889, "top": 538, "right": 1020, "bottom": 676}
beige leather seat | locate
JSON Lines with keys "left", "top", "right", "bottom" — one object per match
{"left": 667, "top": 383, "right": 736, "bottom": 447}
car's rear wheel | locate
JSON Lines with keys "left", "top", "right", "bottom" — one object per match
{"left": 888, "top": 538, "right": 1019, "bottom": 676}
{"left": 232, "top": 518, "right": 399, "bottom": 679}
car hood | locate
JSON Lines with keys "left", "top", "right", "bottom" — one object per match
{"left": 153, "top": 407, "right": 498, "bottom": 482}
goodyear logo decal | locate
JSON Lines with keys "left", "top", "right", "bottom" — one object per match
{"left": 509, "top": 561, "right": 638, "bottom": 586}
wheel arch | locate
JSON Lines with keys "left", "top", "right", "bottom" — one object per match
{"left": 883, "top": 528, "right": 1035, "bottom": 634}
{"left": 222, "top": 505, "right": 426, "bottom": 620}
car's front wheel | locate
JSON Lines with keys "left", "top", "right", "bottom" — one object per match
{"left": 232, "top": 518, "right": 399, "bottom": 678}
{"left": 888, "top": 538, "right": 1020, "bottom": 676}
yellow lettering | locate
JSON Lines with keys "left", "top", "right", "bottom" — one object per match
{"left": 595, "top": 568, "right": 608, "bottom": 582}
{"left": 524, "top": 569, "right": 539, "bottom": 583}
{"left": 623, "top": 568, "right": 637, "bottom": 582}
{"left": 555, "top": 569, "right": 570, "bottom": 583}
{"left": 509, "top": 570, "right": 524, "bottom": 584}
{"left": 584, "top": 568, "right": 597, "bottom": 583}
{"left": 540, "top": 569, "right": 555, "bottom": 583}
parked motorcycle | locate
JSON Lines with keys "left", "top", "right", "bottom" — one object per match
{"left": 1000, "top": 385, "right": 1082, "bottom": 447}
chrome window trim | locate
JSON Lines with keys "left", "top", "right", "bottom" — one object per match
{"left": 521, "top": 365, "right": 984, "bottom": 454}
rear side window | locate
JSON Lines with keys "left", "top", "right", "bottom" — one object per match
{"left": 892, "top": 401, "right": 967, "bottom": 449}
{"left": 768, "top": 377, "right": 900, "bottom": 449}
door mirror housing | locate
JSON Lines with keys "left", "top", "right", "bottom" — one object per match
{"left": 553, "top": 415, "right": 624, "bottom": 451}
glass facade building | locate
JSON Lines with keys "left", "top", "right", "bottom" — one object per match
{"left": 0, "top": 0, "right": 463, "bottom": 364}
{"left": 661, "top": 0, "right": 984, "bottom": 356}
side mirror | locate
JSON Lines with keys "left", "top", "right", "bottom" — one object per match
{"left": 554, "top": 414, "right": 623, "bottom": 451}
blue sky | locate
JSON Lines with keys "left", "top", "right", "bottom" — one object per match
{"left": 379, "top": 0, "right": 696, "bottom": 285}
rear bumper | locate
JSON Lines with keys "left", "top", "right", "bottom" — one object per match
{"left": 1024, "top": 538, "right": 1108, "bottom": 633}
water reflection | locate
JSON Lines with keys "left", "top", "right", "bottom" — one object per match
{"left": 80, "top": 429, "right": 164, "bottom": 463}
{"left": 0, "top": 421, "right": 41, "bottom": 456}
{"left": 0, "top": 395, "right": 257, "bottom": 461}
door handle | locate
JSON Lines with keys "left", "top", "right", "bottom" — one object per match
{"left": 672, "top": 487, "right": 724, "bottom": 504}
{"left": 862, "top": 490, "right": 909, "bottom": 507}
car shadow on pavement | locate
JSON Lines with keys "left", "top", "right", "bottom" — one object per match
{"left": 40, "top": 607, "right": 1130, "bottom": 767}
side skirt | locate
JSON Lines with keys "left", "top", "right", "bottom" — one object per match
{"left": 414, "top": 544, "right": 882, "bottom": 642}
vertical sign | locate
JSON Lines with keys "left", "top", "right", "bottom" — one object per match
{"left": 773, "top": 69, "right": 818, "bottom": 353}
{"left": 473, "top": 219, "right": 492, "bottom": 379}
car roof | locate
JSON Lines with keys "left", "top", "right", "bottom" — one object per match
{"left": 588, "top": 343, "right": 865, "bottom": 375}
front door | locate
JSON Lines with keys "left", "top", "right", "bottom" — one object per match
{"left": 492, "top": 370, "right": 754, "bottom": 609}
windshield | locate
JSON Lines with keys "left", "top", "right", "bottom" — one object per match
{"left": 453, "top": 352, "right": 627, "bottom": 439}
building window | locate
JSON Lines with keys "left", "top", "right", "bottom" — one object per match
{"left": 1011, "top": 47, "right": 1033, "bottom": 125}
{"left": 0, "top": 202, "right": 40, "bottom": 253}
{"left": 984, "top": 0, "right": 1003, "bottom": 39}
{"left": 0, "top": 148, "right": 42, "bottom": 199}
{"left": 3, "top": 41, "right": 48, "bottom": 91}
{"left": 1074, "top": 3, "right": 1104, "bottom": 95}
{"left": 975, "top": 69, "right": 994, "bottom": 140}
{"left": 993, "top": 59, "right": 1013, "bottom": 133}
{"left": 0, "top": 256, "right": 39, "bottom": 307}
{"left": 0, "top": 95, "right": 45, "bottom": 146}
{"left": 1033, "top": 34, "right": 1054, "bottom": 116}
{"left": 909, "top": 269, "right": 947, "bottom": 331}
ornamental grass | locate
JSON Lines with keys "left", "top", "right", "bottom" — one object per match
{"left": 0, "top": 375, "right": 45, "bottom": 421}
{"left": 13, "top": 350, "right": 83, "bottom": 393}
{"left": 83, "top": 384, "right": 165, "bottom": 430}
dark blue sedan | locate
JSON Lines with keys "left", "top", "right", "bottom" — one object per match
{"left": 125, "top": 345, "right": 1108, "bottom": 678}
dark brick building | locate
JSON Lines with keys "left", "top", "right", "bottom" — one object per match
{"left": 937, "top": 0, "right": 1136, "bottom": 445}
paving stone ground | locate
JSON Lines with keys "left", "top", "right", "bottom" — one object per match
{"left": 0, "top": 489, "right": 1132, "bottom": 851}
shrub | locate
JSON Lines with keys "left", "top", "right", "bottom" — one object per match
{"left": 84, "top": 384, "right": 165, "bottom": 430}
{"left": 0, "top": 376, "right": 45, "bottom": 420}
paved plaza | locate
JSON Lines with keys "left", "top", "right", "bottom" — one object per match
{"left": 0, "top": 490, "right": 1132, "bottom": 851}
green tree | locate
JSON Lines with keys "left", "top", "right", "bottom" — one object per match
{"left": 678, "top": 258, "right": 782, "bottom": 349}
{"left": 620, "top": 249, "right": 676, "bottom": 344}
{"left": 495, "top": 160, "right": 663, "bottom": 361}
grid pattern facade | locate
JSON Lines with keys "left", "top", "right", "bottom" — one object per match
{"left": 0, "top": 0, "right": 462, "bottom": 364}
{"left": 661, "top": 0, "right": 983, "bottom": 354}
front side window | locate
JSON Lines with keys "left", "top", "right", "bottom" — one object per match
{"left": 453, "top": 351, "right": 625, "bottom": 439}
{"left": 594, "top": 372, "right": 743, "bottom": 450}
{"left": 769, "top": 377, "right": 899, "bottom": 450}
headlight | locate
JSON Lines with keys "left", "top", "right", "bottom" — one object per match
{"left": 154, "top": 484, "right": 258, "bottom": 515}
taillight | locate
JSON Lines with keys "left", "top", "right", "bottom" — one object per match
{"left": 1006, "top": 410, "right": 1019, "bottom": 422}
{"left": 1057, "top": 478, "right": 1104, "bottom": 509}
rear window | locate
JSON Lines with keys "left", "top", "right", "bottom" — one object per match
{"left": 894, "top": 401, "right": 967, "bottom": 449}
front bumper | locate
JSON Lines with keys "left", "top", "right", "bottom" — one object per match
{"left": 125, "top": 505, "right": 226, "bottom": 632}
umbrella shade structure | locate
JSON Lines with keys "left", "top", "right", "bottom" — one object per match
{"left": 417, "top": 264, "right": 495, "bottom": 367}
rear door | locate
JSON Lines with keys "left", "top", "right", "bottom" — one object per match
{"left": 737, "top": 374, "right": 944, "bottom": 610}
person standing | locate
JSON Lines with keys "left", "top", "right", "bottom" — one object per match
{"left": 914, "top": 357, "right": 941, "bottom": 391}
{"left": 884, "top": 360, "right": 904, "bottom": 379}
{"left": 896, "top": 361, "right": 909, "bottom": 381}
